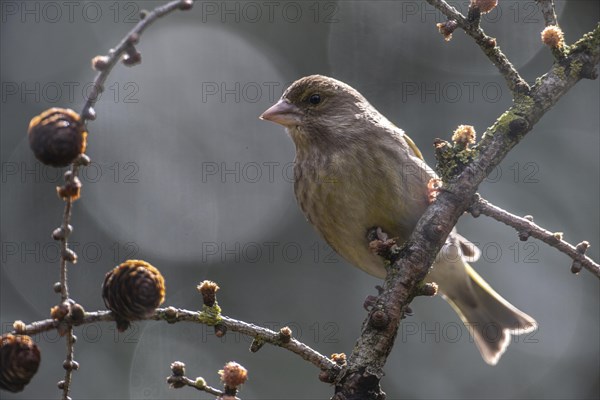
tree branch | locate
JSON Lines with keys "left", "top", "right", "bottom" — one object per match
{"left": 469, "top": 194, "right": 599, "bottom": 277}
{"left": 426, "top": 0, "right": 530, "bottom": 94}
{"left": 537, "top": 0, "right": 559, "bottom": 27}
{"left": 335, "top": 20, "right": 600, "bottom": 400}
{"left": 468, "top": 194, "right": 600, "bottom": 278}
{"left": 12, "top": 308, "right": 341, "bottom": 374}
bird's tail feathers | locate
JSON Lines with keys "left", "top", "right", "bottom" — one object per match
{"left": 440, "top": 262, "right": 537, "bottom": 365}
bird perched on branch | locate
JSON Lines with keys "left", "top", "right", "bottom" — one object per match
{"left": 260, "top": 75, "right": 536, "bottom": 365}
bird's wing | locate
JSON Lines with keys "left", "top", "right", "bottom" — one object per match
{"left": 401, "top": 132, "right": 424, "bottom": 161}
{"left": 401, "top": 130, "right": 482, "bottom": 262}
{"left": 453, "top": 231, "right": 482, "bottom": 262}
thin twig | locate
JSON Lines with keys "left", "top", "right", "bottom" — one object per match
{"left": 425, "top": 0, "right": 530, "bottom": 94}
{"left": 537, "top": 0, "right": 568, "bottom": 60}
{"left": 537, "top": 0, "right": 559, "bottom": 27}
{"left": 57, "top": 164, "right": 80, "bottom": 400}
{"left": 58, "top": 175, "right": 75, "bottom": 302}
{"left": 60, "top": 327, "right": 75, "bottom": 400}
{"left": 168, "top": 375, "right": 226, "bottom": 397}
{"left": 13, "top": 308, "right": 341, "bottom": 374}
{"left": 469, "top": 195, "right": 599, "bottom": 278}
{"left": 50, "top": 1, "right": 195, "bottom": 398}
{"left": 57, "top": 165, "right": 78, "bottom": 400}
{"left": 79, "top": 0, "right": 191, "bottom": 124}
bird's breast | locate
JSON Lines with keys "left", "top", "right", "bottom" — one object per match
{"left": 293, "top": 143, "right": 430, "bottom": 278}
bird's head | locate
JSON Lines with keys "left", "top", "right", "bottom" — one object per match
{"left": 260, "top": 75, "right": 384, "bottom": 148}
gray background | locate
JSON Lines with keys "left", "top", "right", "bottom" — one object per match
{"left": 1, "top": 1, "right": 598, "bottom": 399}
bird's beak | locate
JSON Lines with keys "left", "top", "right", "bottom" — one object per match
{"left": 260, "top": 99, "right": 303, "bottom": 127}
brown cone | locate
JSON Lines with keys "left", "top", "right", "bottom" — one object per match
{"left": 28, "top": 108, "right": 87, "bottom": 167}
{"left": 0, "top": 334, "right": 41, "bottom": 393}
{"left": 102, "top": 260, "right": 166, "bottom": 331}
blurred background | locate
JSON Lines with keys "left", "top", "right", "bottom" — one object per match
{"left": 1, "top": 1, "right": 598, "bottom": 399}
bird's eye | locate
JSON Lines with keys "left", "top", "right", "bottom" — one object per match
{"left": 308, "top": 94, "right": 321, "bottom": 105}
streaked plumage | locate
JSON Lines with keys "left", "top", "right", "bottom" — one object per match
{"left": 261, "top": 75, "right": 536, "bottom": 365}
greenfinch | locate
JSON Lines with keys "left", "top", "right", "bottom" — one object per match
{"left": 261, "top": 75, "right": 537, "bottom": 365}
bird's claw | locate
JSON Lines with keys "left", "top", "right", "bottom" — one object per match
{"left": 366, "top": 227, "right": 388, "bottom": 242}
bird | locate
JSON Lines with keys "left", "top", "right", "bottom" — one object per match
{"left": 260, "top": 75, "right": 537, "bottom": 365}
